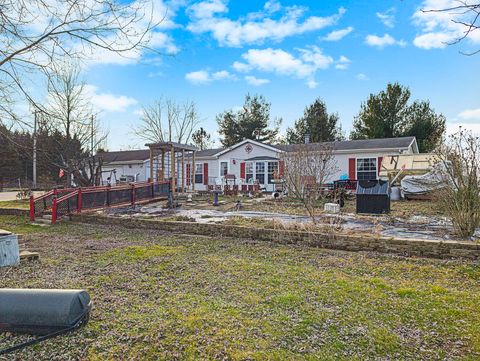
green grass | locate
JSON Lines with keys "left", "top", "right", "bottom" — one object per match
{"left": 0, "top": 215, "right": 479, "bottom": 360}
{"left": 0, "top": 199, "right": 30, "bottom": 209}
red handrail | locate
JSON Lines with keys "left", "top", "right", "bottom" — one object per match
{"left": 41, "top": 181, "right": 171, "bottom": 224}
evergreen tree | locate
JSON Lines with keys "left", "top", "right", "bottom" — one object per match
{"left": 286, "top": 98, "right": 343, "bottom": 144}
{"left": 216, "top": 94, "right": 281, "bottom": 147}
{"left": 351, "top": 82, "right": 445, "bottom": 152}
{"left": 192, "top": 127, "right": 213, "bottom": 150}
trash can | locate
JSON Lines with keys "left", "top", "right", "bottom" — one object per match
{"left": 356, "top": 180, "right": 390, "bottom": 214}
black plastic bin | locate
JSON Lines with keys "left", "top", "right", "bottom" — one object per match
{"left": 356, "top": 180, "right": 390, "bottom": 214}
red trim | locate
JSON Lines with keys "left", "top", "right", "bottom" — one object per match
{"left": 377, "top": 156, "right": 383, "bottom": 176}
{"left": 240, "top": 162, "right": 246, "bottom": 179}
{"left": 203, "top": 163, "right": 208, "bottom": 185}
{"left": 348, "top": 158, "right": 356, "bottom": 180}
{"left": 52, "top": 197, "right": 57, "bottom": 225}
{"left": 29, "top": 195, "right": 35, "bottom": 222}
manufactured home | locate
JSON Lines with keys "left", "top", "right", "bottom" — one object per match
{"left": 97, "top": 136, "right": 419, "bottom": 192}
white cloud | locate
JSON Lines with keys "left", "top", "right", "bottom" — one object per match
{"left": 232, "top": 46, "right": 333, "bottom": 88}
{"left": 133, "top": 108, "right": 144, "bottom": 116}
{"left": 356, "top": 73, "right": 369, "bottom": 81}
{"left": 68, "top": 0, "right": 179, "bottom": 67}
{"left": 322, "top": 26, "right": 354, "bottom": 41}
{"left": 187, "top": 1, "right": 346, "bottom": 47}
{"left": 188, "top": 0, "right": 228, "bottom": 18}
{"left": 412, "top": 0, "right": 480, "bottom": 50}
{"left": 185, "top": 70, "right": 211, "bottom": 85}
{"left": 458, "top": 108, "right": 480, "bottom": 120}
{"left": 185, "top": 69, "right": 235, "bottom": 85}
{"left": 245, "top": 75, "right": 270, "bottom": 86}
{"left": 365, "top": 34, "right": 407, "bottom": 48}
{"left": 447, "top": 122, "right": 480, "bottom": 136}
{"left": 84, "top": 85, "right": 138, "bottom": 112}
{"left": 335, "top": 55, "right": 351, "bottom": 70}
{"left": 306, "top": 79, "right": 318, "bottom": 89}
{"left": 376, "top": 8, "right": 396, "bottom": 28}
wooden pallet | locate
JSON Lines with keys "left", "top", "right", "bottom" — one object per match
{"left": 19, "top": 250, "right": 39, "bottom": 261}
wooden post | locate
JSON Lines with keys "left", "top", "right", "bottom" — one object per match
{"left": 171, "top": 145, "right": 175, "bottom": 195}
{"left": 192, "top": 151, "right": 196, "bottom": 192}
{"left": 160, "top": 150, "right": 165, "bottom": 182}
{"left": 181, "top": 149, "right": 185, "bottom": 193}
{"left": 149, "top": 148, "right": 154, "bottom": 182}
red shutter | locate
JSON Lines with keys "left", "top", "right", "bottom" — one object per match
{"left": 203, "top": 163, "right": 208, "bottom": 185}
{"left": 348, "top": 158, "right": 356, "bottom": 180}
{"left": 240, "top": 162, "right": 246, "bottom": 179}
{"left": 377, "top": 156, "right": 383, "bottom": 177}
{"left": 186, "top": 163, "right": 191, "bottom": 186}
{"left": 278, "top": 161, "right": 285, "bottom": 177}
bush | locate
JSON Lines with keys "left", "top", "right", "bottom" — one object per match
{"left": 435, "top": 129, "right": 480, "bottom": 238}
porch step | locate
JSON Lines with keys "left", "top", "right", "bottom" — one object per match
{"left": 31, "top": 217, "right": 51, "bottom": 226}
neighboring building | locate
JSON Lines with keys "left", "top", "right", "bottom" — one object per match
{"left": 97, "top": 149, "right": 150, "bottom": 184}
{"left": 96, "top": 136, "right": 419, "bottom": 191}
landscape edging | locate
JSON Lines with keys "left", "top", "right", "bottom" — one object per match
{"left": 0, "top": 208, "right": 30, "bottom": 216}
{"left": 71, "top": 214, "right": 480, "bottom": 260}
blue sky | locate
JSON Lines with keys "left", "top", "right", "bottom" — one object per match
{"left": 82, "top": 0, "right": 480, "bottom": 150}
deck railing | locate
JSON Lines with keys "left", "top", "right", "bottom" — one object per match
{"left": 30, "top": 181, "right": 170, "bottom": 224}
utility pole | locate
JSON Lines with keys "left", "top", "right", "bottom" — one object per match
{"left": 91, "top": 114, "right": 94, "bottom": 156}
{"left": 32, "top": 110, "right": 37, "bottom": 189}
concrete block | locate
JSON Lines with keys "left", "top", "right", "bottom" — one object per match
{"left": 324, "top": 203, "right": 340, "bottom": 213}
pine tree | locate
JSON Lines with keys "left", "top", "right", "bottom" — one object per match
{"left": 217, "top": 94, "right": 281, "bottom": 147}
{"left": 286, "top": 98, "right": 343, "bottom": 144}
{"left": 351, "top": 82, "right": 445, "bottom": 152}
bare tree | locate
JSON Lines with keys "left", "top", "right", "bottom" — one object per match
{"left": 280, "top": 144, "right": 338, "bottom": 223}
{"left": 434, "top": 129, "right": 480, "bottom": 238}
{"left": 424, "top": 1, "right": 480, "bottom": 55}
{"left": 45, "top": 64, "right": 107, "bottom": 186}
{"left": 133, "top": 97, "right": 200, "bottom": 144}
{"left": 0, "top": 0, "right": 160, "bottom": 122}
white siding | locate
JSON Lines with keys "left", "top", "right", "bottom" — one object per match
{"left": 217, "top": 141, "right": 280, "bottom": 179}
{"left": 101, "top": 162, "right": 146, "bottom": 184}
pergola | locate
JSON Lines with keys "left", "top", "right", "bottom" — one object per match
{"left": 145, "top": 142, "right": 198, "bottom": 195}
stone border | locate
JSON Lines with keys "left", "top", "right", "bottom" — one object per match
{"left": 0, "top": 208, "right": 29, "bottom": 216}
{"left": 71, "top": 214, "right": 480, "bottom": 260}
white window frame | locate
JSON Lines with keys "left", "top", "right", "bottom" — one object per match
{"left": 219, "top": 161, "right": 228, "bottom": 177}
{"left": 255, "top": 161, "right": 266, "bottom": 185}
{"left": 356, "top": 157, "right": 377, "bottom": 180}
{"left": 195, "top": 163, "right": 203, "bottom": 184}
{"left": 245, "top": 162, "right": 254, "bottom": 183}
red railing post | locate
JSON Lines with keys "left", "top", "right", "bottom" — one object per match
{"left": 131, "top": 184, "right": 136, "bottom": 206}
{"left": 52, "top": 197, "right": 57, "bottom": 225}
{"left": 29, "top": 195, "right": 35, "bottom": 222}
{"left": 77, "top": 188, "right": 82, "bottom": 213}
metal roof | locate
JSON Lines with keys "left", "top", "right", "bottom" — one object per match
{"left": 244, "top": 156, "right": 279, "bottom": 161}
{"left": 97, "top": 149, "right": 150, "bottom": 163}
{"left": 273, "top": 137, "right": 416, "bottom": 152}
{"left": 145, "top": 141, "right": 198, "bottom": 152}
{"left": 98, "top": 137, "right": 417, "bottom": 164}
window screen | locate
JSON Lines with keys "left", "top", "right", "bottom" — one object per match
{"left": 356, "top": 158, "right": 377, "bottom": 180}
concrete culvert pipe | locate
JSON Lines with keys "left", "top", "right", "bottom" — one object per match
{"left": 0, "top": 289, "right": 92, "bottom": 335}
